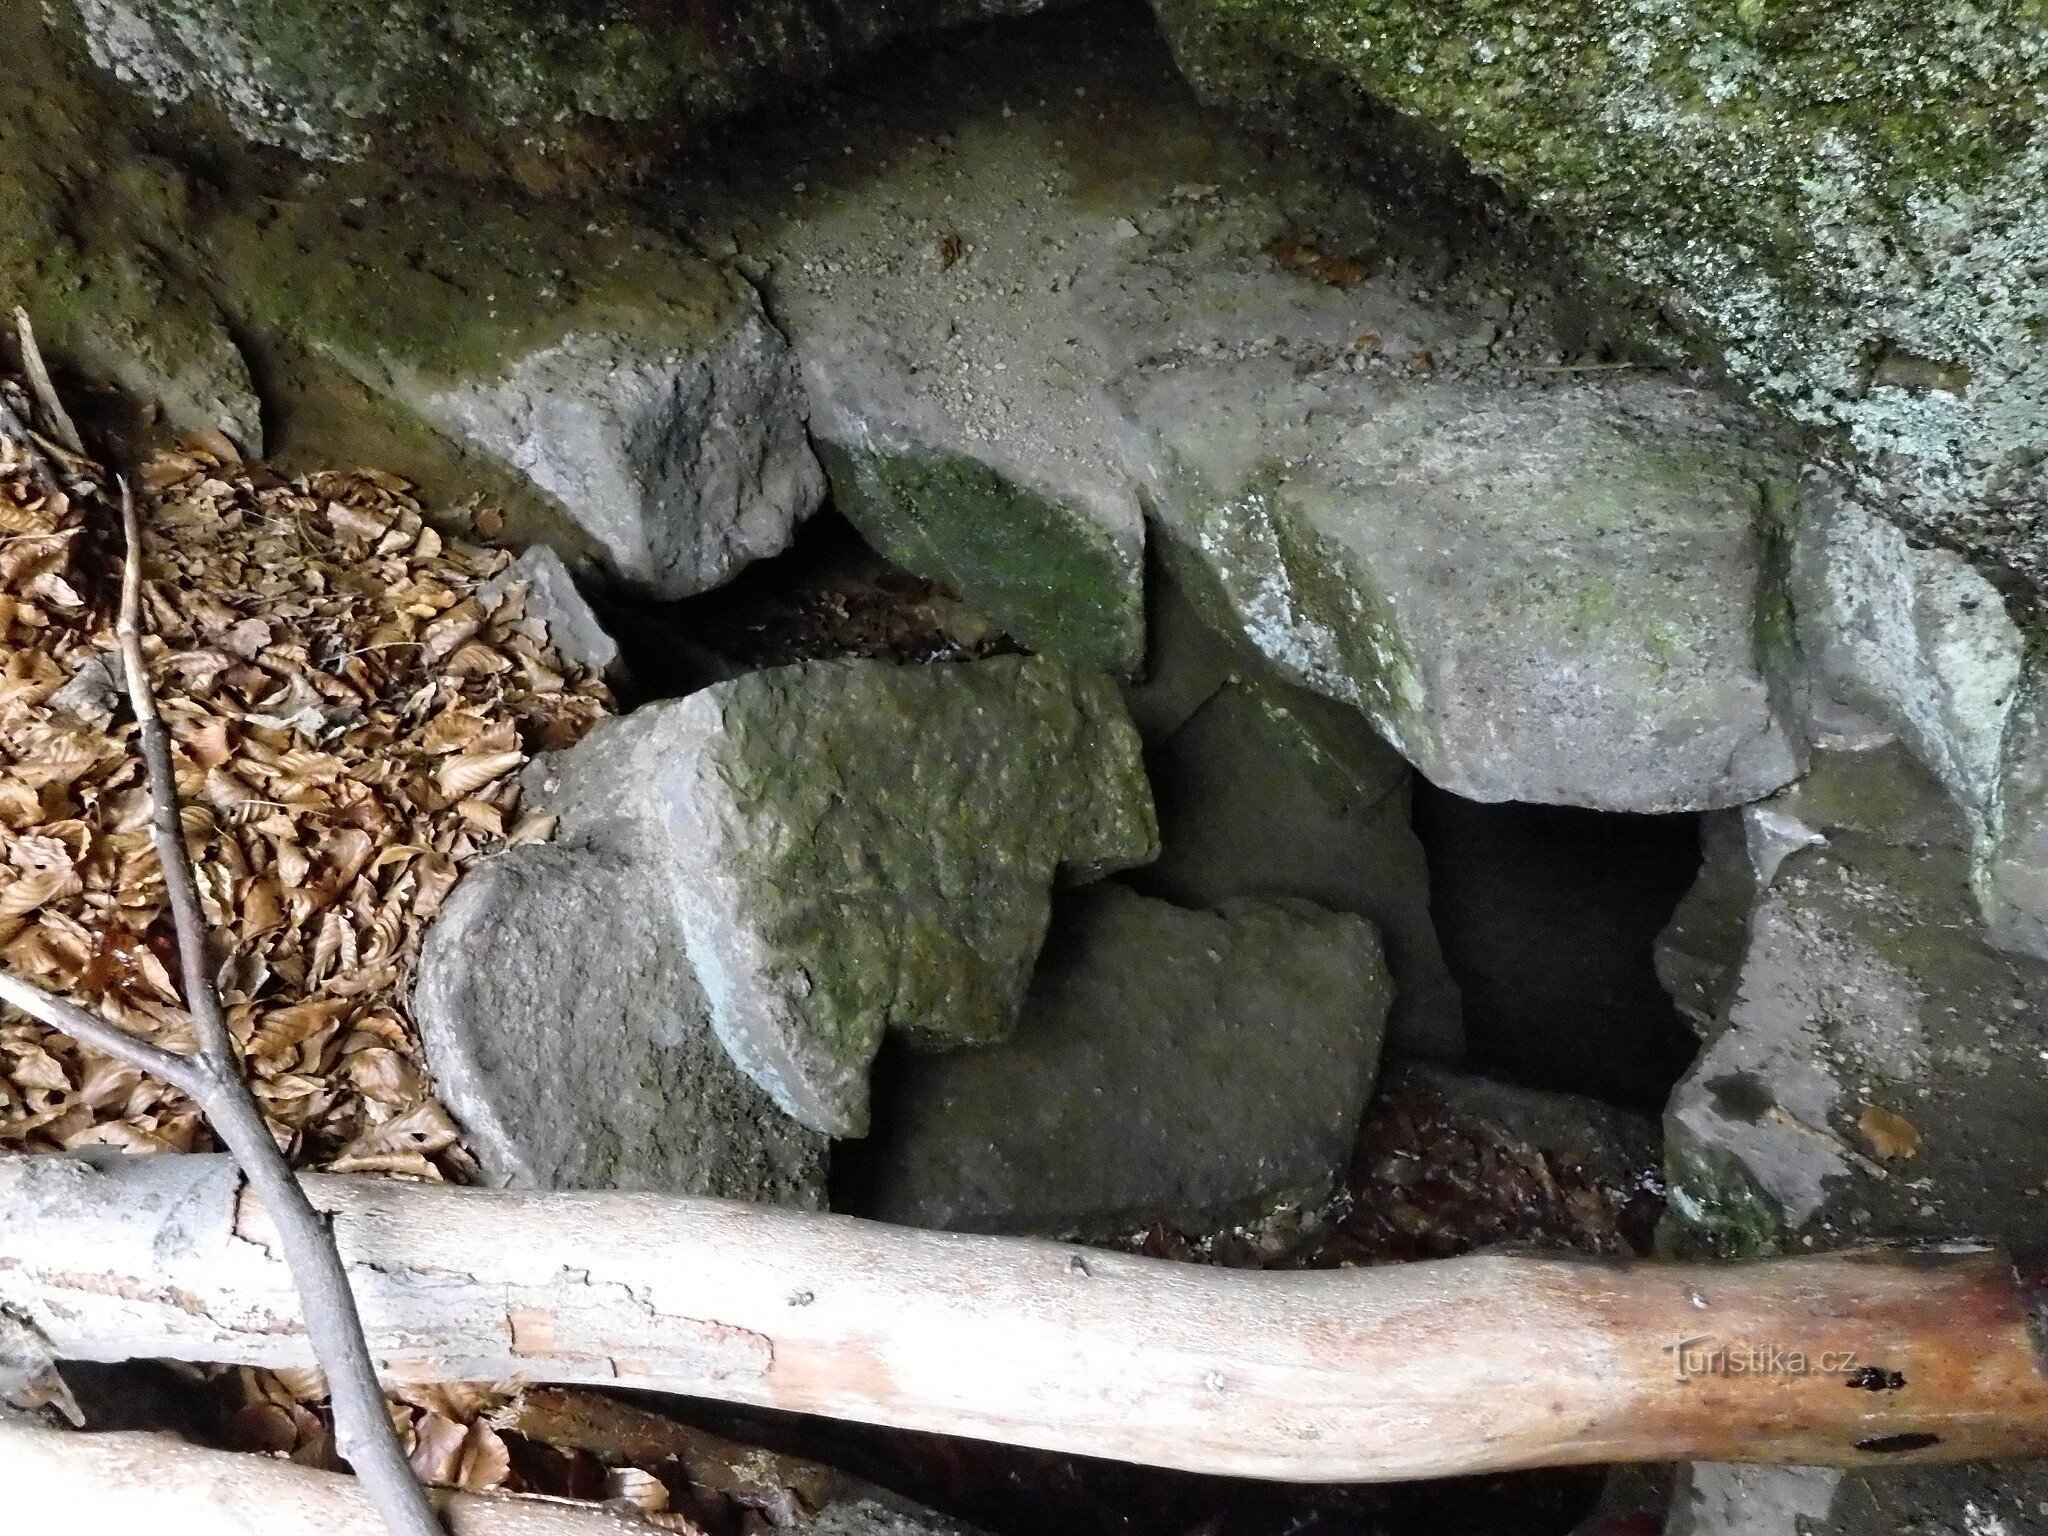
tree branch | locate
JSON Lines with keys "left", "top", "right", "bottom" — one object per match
{"left": 3, "top": 1150, "right": 2045, "bottom": 1481}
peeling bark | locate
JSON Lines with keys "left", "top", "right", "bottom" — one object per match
{"left": 3, "top": 1153, "right": 2046, "bottom": 1481}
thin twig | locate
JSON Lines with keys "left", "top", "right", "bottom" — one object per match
{"left": 9, "top": 312, "right": 83, "bottom": 456}
{"left": 107, "top": 477, "right": 444, "bottom": 1536}
{"left": 0, "top": 390, "right": 440, "bottom": 1536}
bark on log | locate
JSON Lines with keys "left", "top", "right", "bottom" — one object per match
{"left": 0, "top": 1415, "right": 655, "bottom": 1536}
{"left": 3, "top": 1152, "right": 2045, "bottom": 1482}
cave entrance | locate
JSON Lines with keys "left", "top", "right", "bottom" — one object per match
{"left": 1410, "top": 779, "right": 1703, "bottom": 1114}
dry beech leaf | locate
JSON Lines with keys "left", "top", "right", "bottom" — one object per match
{"left": 0, "top": 436, "right": 607, "bottom": 1191}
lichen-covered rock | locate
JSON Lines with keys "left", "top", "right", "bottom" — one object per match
{"left": 701, "top": 26, "right": 1807, "bottom": 807}
{"left": 1662, "top": 745, "right": 2048, "bottom": 1261}
{"left": 1133, "top": 665, "right": 1462, "bottom": 1059}
{"left": 205, "top": 178, "right": 824, "bottom": 598}
{"left": 532, "top": 655, "right": 1158, "bottom": 1137}
{"left": 852, "top": 885, "right": 1391, "bottom": 1237}
{"left": 414, "top": 844, "right": 828, "bottom": 1201}
{"left": 1151, "top": 0, "right": 2048, "bottom": 605}
{"left": 65, "top": 0, "right": 1074, "bottom": 165}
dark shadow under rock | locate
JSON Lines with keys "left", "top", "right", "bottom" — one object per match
{"left": 1411, "top": 780, "right": 1702, "bottom": 1113}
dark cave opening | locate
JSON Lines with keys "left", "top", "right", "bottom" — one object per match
{"left": 1410, "top": 778, "right": 1703, "bottom": 1115}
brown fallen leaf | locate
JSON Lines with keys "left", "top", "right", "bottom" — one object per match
{"left": 1857, "top": 1104, "right": 1922, "bottom": 1162}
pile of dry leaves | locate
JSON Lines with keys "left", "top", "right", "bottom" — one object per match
{"left": 0, "top": 390, "right": 610, "bottom": 1178}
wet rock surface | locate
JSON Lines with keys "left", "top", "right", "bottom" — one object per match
{"left": 528, "top": 653, "right": 1157, "bottom": 1138}
{"left": 849, "top": 884, "right": 1392, "bottom": 1237}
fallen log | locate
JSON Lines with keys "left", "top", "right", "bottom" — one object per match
{"left": 0, "top": 1414, "right": 655, "bottom": 1536}
{"left": 2, "top": 1152, "right": 2045, "bottom": 1482}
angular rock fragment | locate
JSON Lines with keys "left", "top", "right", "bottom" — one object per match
{"left": 703, "top": 28, "right": 1807, "bottom": 808}
{"left": 1662, "top": 746, "right": 2048, "bottom": 1260}
{"left": 532, "top": 654, "right": 1157, "bottom": 1137}
{"left": 208, "top": 181, "right": 825, "bottom": 598}
{"left": 414, "top": 845, "right": 827, "bottom": 1202}
{"left": 853, "top": 885, "right": 1391, "bottom": 1237}
{"left": 1134, "top": 666, "right": 1462, "bottom": 1059}
{"left": 1670, "top": 1462, "right": 2048, "bottom": 1536}
{"left": 478, "top": 546, "right": 620, "bottom": 682}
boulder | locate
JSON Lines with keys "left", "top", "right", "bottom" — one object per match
{"left": 1985, "top": 660, "right": 2048, "bottom": 963}
{"left": 413, "top": 844, "right": 827, "bottom": 1202}
{"left": 1662, "top": 746, "right": 2048, "bottom": 1261}
{"left": 529, "top": 654, "right": 1157, "bottom": 1137}
{"left": 1143, "top": 373, "right": 1805, "bottom": 811}
{"left": 478, "top": 546, "right": 621, "bottom": 682}
{"left": 1149, "top": 0, "right": 2048, "bottom": 605}
{"left": 703, "top": 21, "right": 1807, "bottom": 807}
{"left": 63, "top": 0, "right": 1075, "bottom": 165}
{"left": 0, "top": 15, "right": 262, "bottom": 452}
{"left": 1133, "top": 666, "right": 1462, "bottom": 1060}
{"left": 1669, "top": 1462, "right": 2048, "bottom": 1536}
{"left": 851, "top": 885, "right": 1392, "bottom": 1238}
{"left": 1790, "top": 490, "right": 2024, "bottom": 817}
{"left": 205, "top": 177, "right": 825, "bottom": 598}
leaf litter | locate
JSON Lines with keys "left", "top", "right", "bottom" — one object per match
{"left": 0, "top": 384, "right": 610, "bottom": 1179}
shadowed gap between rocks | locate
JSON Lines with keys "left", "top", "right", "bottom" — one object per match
{"left": 1410, "top": 780, "right": 1703, "bottom": 1115}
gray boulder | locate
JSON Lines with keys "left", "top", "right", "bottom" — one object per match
{"left": 1139, "top": 372, "right": 1807, "bottom": 812}
{"left": 855, "top": 885, "right": 1392, "bottom": 1238}
{"left": 1133, "top": 666, "right": 1462, "bottom": 1060}
{"left": 1662, "top": 745, "right": 2048, "bottom": 1261}
{"left": 478, "top": 546, "right": 620, "bottom": 681}
{"left": 1669, "top": 1462, "right": 2048, "bottom": 1536}
{"left": 1986, "top": 661, "right": 2048, "bottom": 964}
{"left": 413, "top": 844, "right": 827, "bottom": 1202}
{"left": 205, "top": 178, "right": 824, "bottom": 598}
{"left": 65, "top": 0, "right": 1073, "bottom": 165}
{"left": 530, "top": 654, "right": 1157, "bottom": 1137}
{"left": 708, "top": 29, "right": 1807, "bottom": 808}
{"left": 1149, "top": 0, "right": 2048, "bottom": 607}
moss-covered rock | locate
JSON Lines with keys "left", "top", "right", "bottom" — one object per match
{"left": 1151, "top": 0, "right": 2048, "bottom": 604}
{"left": 817, "top": 442, "right": 1143, "bottom": 675}
{"left": 0, "top": 11, "right": 260, "bottom": 449}
{"left": 202, "top": 174, "right": 824, "bottom": 596}
{"left": 531, "top": 654, "right": 1158, "bottom": 1137}
{"left": 64, "top": 0, "right": 1077, "bottom": 166}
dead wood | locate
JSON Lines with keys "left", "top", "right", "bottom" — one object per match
{"left": 3, "top": 1151, "right": 2044, "bottom": 1483}
{"left": 0, "top": 1413, "right": 659, "bottom": 1536}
